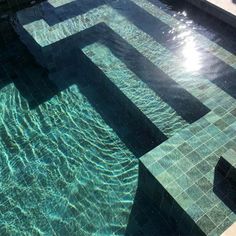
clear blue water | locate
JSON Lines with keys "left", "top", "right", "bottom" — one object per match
{"left": 0, "top": 0, "right": 236, "bottom": 235}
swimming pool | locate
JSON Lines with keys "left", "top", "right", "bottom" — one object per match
{"left": 0, "top": 0, "right": 236, "bottom": 235}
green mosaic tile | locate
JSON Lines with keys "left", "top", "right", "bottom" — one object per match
{"left": 197, "top": 177, "right": 212, "bottom": 192}
{"left": 230, "top": 108, "right": 236, "bottom": 117}
{"left": 213, "top": 106, "right": 226, "bottom": 116}
{"left": 167, "top": 134, "right": 184, "bottom": 147}
{"left": 214, "top": 119, "right": 229, "bottom": 131}
{"left": 176, "top": 157, "right": 194, "bottom": 172}
{"left": 196, "top": 195, "right": 213, "bottom": 212}
{"left": 187, "top": 136, "right": 202, "bottom": 150}
{"left": 178, "top": 142, "right": 193, "bottom": 156}
{"left": 195, "top": 144, "right": 212, "bottom": 158}
{"left": 224, "top": 125, "right": 236, "bottom": 139}
{"left": 186, "top": 203, "right": 204, "bottom": 222}
{"left": 197, "top": 215, "right": 216, "bottom": 235}
{"left": 176, "top": 191, "right": 193, "bottom": 209}
{"left": 229, "top": 212, "right": 236, "bottom": 222}
{"left": 198, "top": 117, "right": 211, "bottom": 129}
{"left": 207, "top": 206, "right": 228, "bottom": 227}
{"left": 196, "top": 160, "right": 213, "bottom": 175}
{"left": 189, "top": 123, "right": 203, "bottom": 135}
{"left": 197, "top": 130, "right": 212, "bottom": 143}
{"left": 176, "top": 174, "right": 192, "bottom": 191}
{"left": 141, "top": 155, "right": 156, "bottom": 167}
{"left": 214, "top": 132, "right": 230, "bottom": 146}
{"left": 159, "top": 143, "right": 175, "bottom": 154}
{"left": 185, "top": 184, "right": 204, "bottom": 201}
{"left": 178, "top": 129, "right": 194, "bottom": 140}
{"left": 157, "top": 171, "right": 174, "bottom": 186}
{"left": 186, "top": 167, "right": 203, "bottom": 182}
{"left": 216, "top": 201, "right": 235, "bottom": 216}
{"left": 204, "top": 124, "right": 221, "bottom": 137}
{"left": 159, "top": 156, "right": 174, "bottom": 170}
{"left": 205, "top": 171, "right": 215, "bottom": 184}
{"left": 204, "top": 138, "right": 220, "bottom": 153}
{"left": 166, "top": 181, "right": 183, "bottom": 197}
{"left": 205, "top": 112, "right": 220, "bottom": 123}
{"left": 224, "top": 140, "right": 236, "bottom": 151}
{"left": 214, "top": 146, "right": 227, "bottom": 156}
{"left": 187, "top": 151, "right": 203, "bottom": 165}
{"left": 205, "top": 190, "right": 220, "bottom": 204}
{"left": 149, "top": 162, "right": 165, "bottom": 177}
{"left": 224, "top": 99, "right": 236, "bottom": 111}
{"left": 167, "top": 148, "right": 184, "bottom": 161}
{"left": 223, "top": 113, "right": 236, "bottom": 125}
{"left": 167, "top": 164, "right": 183, "bottom": 179}
{"left": 206, "top": 154, "right": 220, "bottom": 167}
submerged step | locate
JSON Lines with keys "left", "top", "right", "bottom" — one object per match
{"left": 82, "top": 42, "right": 188, "bottom": 138}
{"left": 217, "top": 149, "right": 236, "bottom": 184}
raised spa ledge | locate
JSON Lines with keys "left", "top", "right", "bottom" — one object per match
{"left": 184, "top": 0, "right": 236, "bottom": 28}
{"left": 217, "top": 149, "right": 236, "bottom": 183}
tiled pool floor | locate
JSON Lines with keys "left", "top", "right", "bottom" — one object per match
{"left": 1, "top": 0, "right": 236, "bottom": 235}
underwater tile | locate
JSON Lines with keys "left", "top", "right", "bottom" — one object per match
{"left": 178, "top": 129, "right": 194, "bottom": 140}
{"left": 223, "top": 113, "right": 236, "bottom": 125}
{"left": 186, "top": 203, "right": 204, "bottom": 222}
{"left": 176, "top": 157, "right": 194, "bottom": 172}
{"left": 187, "top": 150, "right": 202, "bottom": 165}
{"left": 197, "top": 177, "right": 212, "bottom": 193}
{"left": 204, "top": 124, "right": 221, "bottom": 137}
{"left": 197, "top": 215, "right": 216, "bottom": 235}
{"left": 207, "top": 206, "right": 228, "bottom": 227}
{"left": 214, "top": 119, "right": 229, "bottom": 131}
{"left": 197, "top": 130, "right": 212, "bottom": 143}
{"left": 176, "top": 174, "right": 192, "bottom": 191}
{"left": 178, "top": 142, "right": 193, "bottom": 156}
{"left": 149, "top": 162, "right": 165, "bottom": 178}
{"left": 195, "top": 144, "right": 212, "bottom": 158}
{"left": 176, "top": 191, "right": 193, "bottom": 210}
{"left": 189, "top": 123, "right": 203, "bottom": 135}
{"left": 196, "top": 160, "right": 213, "bottom": 175}
{"left": 187, "top": 136, "right": 202, "bottom": 150}
{"left": 206, "top": 153, "right": 220, "bottom": 167}
{"left": 167, "top": 164, "right": 183, "bottom": 179}
{"left": 185, "top": 184, "right": 204, "bottom": 201}
{"left": 157, "top": 171, "right": 174, "bottom": 186}
{"left": 196, "top": 195, "right": 213, "bottom": 212}
{"left": 166, "top": 181, "right": 182, "bottom": 198}
{"left": 205, "top": 112, "right": 220, "bottom": 124}
{"left": 204, "top": 138, "right": 220, "bottom": 153}
{"left": 213, "top": 106, "right": 226, "bottom": 116}
{"left": 186, "top": 167, "right": 203, "bottom": 182}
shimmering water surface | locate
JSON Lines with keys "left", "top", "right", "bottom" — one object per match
{"left": 0, "top": 0, "right": 236, "bottom": 235}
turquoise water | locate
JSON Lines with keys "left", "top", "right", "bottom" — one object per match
{"left": 1, "top": 0, "right": 235, "bottom": 235}
{"left": 0, "top": 81, "right": 138, "bottom": 234}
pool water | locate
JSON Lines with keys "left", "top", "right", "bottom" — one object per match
{"left": 0, "top": 0, "right": 236, "bottom": 235}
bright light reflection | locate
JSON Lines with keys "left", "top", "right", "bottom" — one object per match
{"left": 48, "top": 0, "right": 75, "bottom": 8}
{"left": 182, "top": 36, "right": 202, "bottom": 72}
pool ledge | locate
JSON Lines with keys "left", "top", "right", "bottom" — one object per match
{"left": 139, "top": 105, "right": 236, "bottom": 235}
{"left": 184, "top": 0, "right": 236, "bottom": 28}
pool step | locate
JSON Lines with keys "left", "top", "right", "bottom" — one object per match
{"left": 217, "top": 149, "right": 236, "bottom": 184}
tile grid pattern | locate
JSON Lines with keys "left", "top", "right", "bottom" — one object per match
{"left": 141, "top": 104, "right": 236, "bottom": 235}
{"left": 13, "top": 0, "right": 236, "bottom": 234}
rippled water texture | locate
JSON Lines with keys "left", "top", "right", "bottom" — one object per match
{"left": 1, "top": 0, "right": 236, "bottom": 235}
{"left": 0, "top": 81, "right": 139, "bottom": 234}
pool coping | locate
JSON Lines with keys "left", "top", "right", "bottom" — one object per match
{"left": 184, "top": 0, "right": 236, "bottom": 28}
